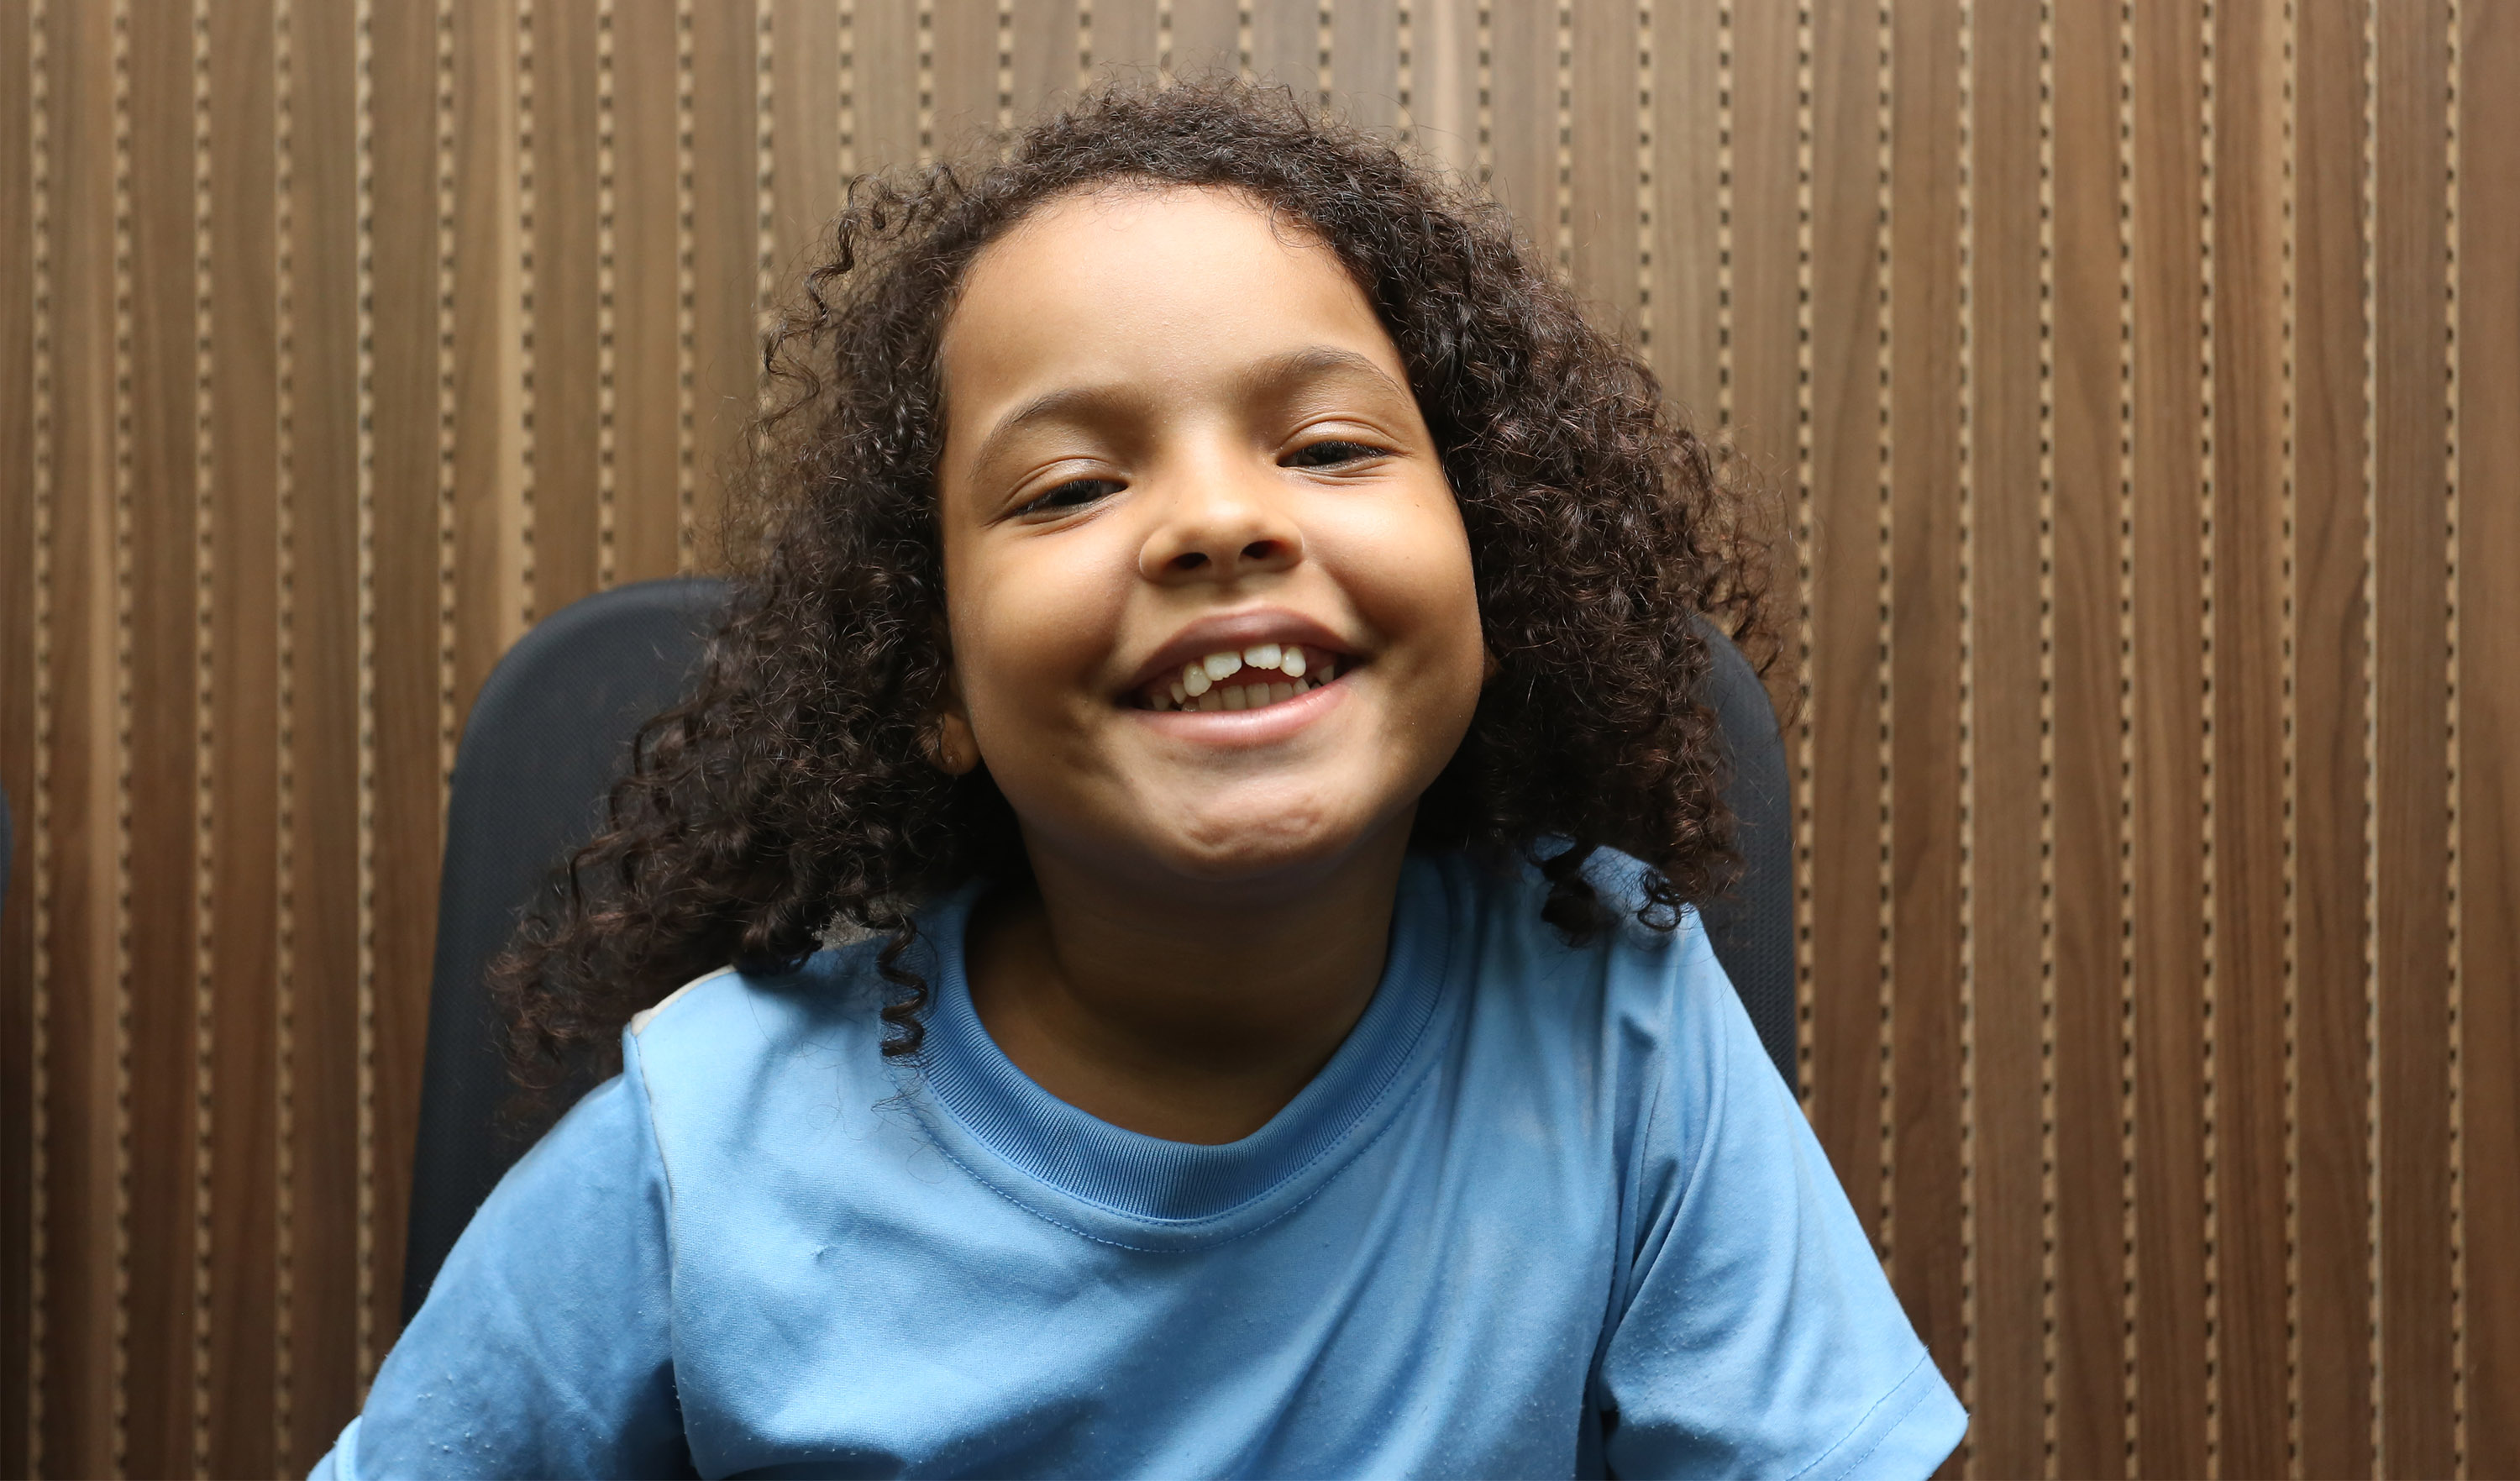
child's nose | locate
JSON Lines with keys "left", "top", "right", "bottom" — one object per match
{"left": 1137, "top": 470, "right": 1305, "bottom": 584}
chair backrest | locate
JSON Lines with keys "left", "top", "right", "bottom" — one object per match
{"left": 402, "top": 577, "right": 730, "bottom": 1324}
{"left": 403, "top": 581, "right": 1796, "bottom": 1317}
{"left": 1688, "top": 614, "right": 1798, "bottom": 1093}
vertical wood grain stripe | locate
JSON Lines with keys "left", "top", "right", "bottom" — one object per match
{"left": 25, "top": 0, "right": 52, "bottom": 1466}
{"left": 188, "top": 1, "right": 214, "bottom": 1463}
{"left": 351, "top": 0, "right": 378, "bottom": 1394}
{"left": 106, "top": 4, "right": 134, "bottom": 1463}
{"left": 271, "top": 0, "right": 297, "bottom": 1457}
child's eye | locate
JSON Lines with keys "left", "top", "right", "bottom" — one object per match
{"left": 1016, "top": 477, "right": 1122, "bottom": 516}
{"left": 1284, "top": 439, "right": 1388, "bottom": 470}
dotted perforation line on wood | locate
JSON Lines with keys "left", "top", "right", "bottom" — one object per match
{"left": 27, "top": 0, "right": 55, "bottom": 1463}
{"left": 759, "top": 3, "right": 780, "bottom": 359}
{"left": 273, "top": 0, "right": 302, "bottom": 1458}
{"left": 436, "top": 0, "right": 458, "bottom": 873}
{"left": 997, "top": 0, "right": 1015, "bottom": 142}
{"left": 2276, "top": 0, "right": 2302, "bottom": 1463}
{"left": 515, "top": 0, "right": 540, "bottom": 624}
{"left": 596, "top": 0, "right": 619, "bottom": 589}
{"left": 2036, "top": 1, "right": 2062, "bottom": 1464}
{"left": 1785, "top": 0, "right": 1814, "bottom": 1108}
{"left": 2198, "top": 3, "right": 2224, "bottom": 1465}
{"left": 354, "top": 0, "right": 382, "bottom": 1395}
{"left": 675, "top": 0, "right": 696, "bottom": 568}
{"left": 1156, "top": 0, "right": 1173, "bottom": 87}
{"left": 1236, "top": 0, "right": 1252, "bottom": 82}
{"left": 1871, "top": 0, "right": 1897, "bottom": 1272}
{"left": 1956, "top": 0, "right": 1980, "bottom": 1459}
{"left": 27, "top": 0, "right": 55, "bottom": 1448}
{"left": 1079, "top": 0, "right": 1093, "bottom": 95}
{"left": 189, "top": 0, "right": 218, "bottom": 1464}
{"left": 917, "top": 0, "right": 934, "bottom": 162}
{"left": 2443, "top": 2, "right": 2465, "bottom": 1469}
{"left": 1395, "top": 0, "right": 1412, "bottom": 136}
{"left": 840, "top": 0, "right": 858, "bottom": 176}
{"left": 1315, "top": 0, "right": 1332, "bottom": 107}
{"left": 2113, "top": 0, "right": 2140, "bottom": 1460}
{"left": 108, "top": 0, "right": 137, "bottom": 1465}
{"left": 1634, "top": 0, "right": 1651, "bottom": 356}
{"left": 2356, "top": 0, "right": 2381, "bottom": 1463}
{"left": 1554, "top": 1, "right": 1572, "bottom": 275}
{"left": 1474, "top": 3, "right": 1491, "bottom": 184}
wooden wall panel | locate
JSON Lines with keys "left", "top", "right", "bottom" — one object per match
{"left": 2292, "top": 1, "right": 2379, "bottom": 1473}
{"left": 2456, "top": 12, "right": 2520, "bottom": 1477}
{"left": 2045, "top": 2, "right": 2133, "bottom": 1469}
{"left": 1, "top": 2, "right": 2505, "bottom": 1475}
{"left": 1958, "top": 3, "right": 2045, "bottom": 1471}
{"left": 0, "top": 0, "right": 33, "bottom": 1470}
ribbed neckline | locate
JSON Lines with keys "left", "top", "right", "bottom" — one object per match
{"left": 914, "top": 856, "right": 1457, "bottom": 1226}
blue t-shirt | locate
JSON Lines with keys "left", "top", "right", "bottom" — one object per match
{"left": 317, "top": 851, "right": 1964, "bottom": 1478}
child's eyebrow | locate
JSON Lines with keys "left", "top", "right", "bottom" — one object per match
{"left": 963, "top": 346, "right": 1413, "bottom": 480}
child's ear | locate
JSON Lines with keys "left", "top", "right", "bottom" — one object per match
{"left": 927, "top": 706, "right": 980, "bottom": 777}
{"left": 1481, "top": 645, "right": 1502, "bottom": 683}
{"left": 927, "top": 659, "right": 981, "bottom": 776}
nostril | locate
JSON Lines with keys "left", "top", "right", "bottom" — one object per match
{"left": 1174, "top": 552, "right": 1210, "bottom": 570}
{"left": 1242, "top": 540, "right": 1273, "bottom": 559}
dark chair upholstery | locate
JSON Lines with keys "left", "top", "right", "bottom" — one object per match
{"left": 402, "top": 581, "right": 1796, "bottom": 1318}
{"left": 402, "top": 577, "right": 732, "bottom": 1324}
{"left": 1689, "top": 614, "right": 1797, "bottom": 1093}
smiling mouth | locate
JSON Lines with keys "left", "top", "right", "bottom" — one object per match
{"left": 1135, "top": 643, "right": 1345, "bottom": 713}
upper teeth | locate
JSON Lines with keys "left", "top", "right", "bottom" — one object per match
{"left": 1152, "top": 645, "right": 1339, "bottom": 712}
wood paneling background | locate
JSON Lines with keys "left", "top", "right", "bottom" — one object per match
{"left": 0, "top": 2, "right": 2509, "bottom": 1476}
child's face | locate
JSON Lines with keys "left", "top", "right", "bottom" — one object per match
{"left": 934, "top": 185, "right": 1485, "bottom": 895}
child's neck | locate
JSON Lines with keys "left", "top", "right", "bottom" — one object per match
{"left": 964, "top": 816, "right": 1414, "bottom": 1146}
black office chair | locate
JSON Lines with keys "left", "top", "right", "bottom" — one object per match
{"left": 402, "top": 577, "right": 732, "bottom": 1324}
{"left": 402, "top": 580, "right": 1795, "bottom": 1318}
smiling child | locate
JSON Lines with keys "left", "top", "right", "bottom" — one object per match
{"left": 315, "top": 81, "right": 1966, "bottom": 1478}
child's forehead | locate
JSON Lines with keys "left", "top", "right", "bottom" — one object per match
{"left": 938, "top": 185, "right": 1395, "bottom": 405}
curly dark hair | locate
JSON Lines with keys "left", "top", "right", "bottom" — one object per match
{"left": 491, "top": 77, "right": 1778, "bottom": 1095}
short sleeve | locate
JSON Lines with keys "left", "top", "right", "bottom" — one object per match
{"left": 308, "top": 1039, "right": 692, "bottom": 1480}
{"left": 1595, "top": 923, "right": 1966, "bottom": 1481}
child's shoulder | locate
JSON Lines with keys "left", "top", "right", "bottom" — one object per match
{"left": 617, "top": 934, "right": 899, "bottom": 1092}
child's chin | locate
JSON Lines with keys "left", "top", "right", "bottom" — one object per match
{"left": 1139, "top": 795, "right": 1403, "bottom": 890}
